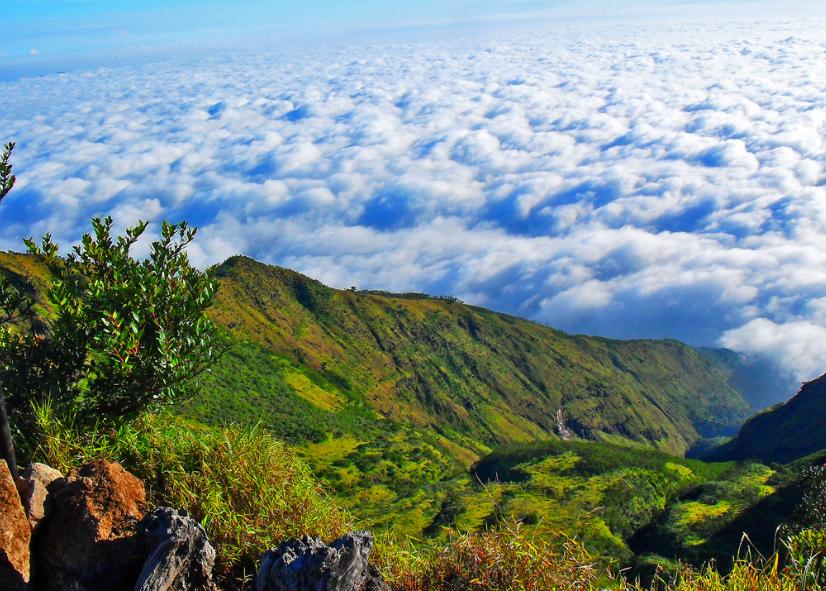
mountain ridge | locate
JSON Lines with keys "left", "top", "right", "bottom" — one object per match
{"left": 205, "top": 254, "right": 787, "bottom": 455}
{"left": 0, "top": 250, "right": 791, "bottom": 456}
{"left": 710, "top": 372, "right": 826, "bottom": 463}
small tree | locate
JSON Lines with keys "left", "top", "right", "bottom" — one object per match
{"left": 0, "top": 139, "right": 220, "bottom": 474}
{"left": 20, "top": 217, "right": 220, "bottom": 426}
{"left": 0, "top": 141, "right": 25, "bottom": 477}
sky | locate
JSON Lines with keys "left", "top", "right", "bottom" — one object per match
{"left": 1, "top": 2, "right": 826, "bottom": 386}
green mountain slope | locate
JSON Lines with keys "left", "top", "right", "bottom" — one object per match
{"left": 203, "top": 255, "right": 780, "bottom": 455}
{"left": 711, "top": 373, "right": 826, "bottom": 463}
{"left": 0, "top": 251, "right": 786, "bottom": 456}
{"left": 0, "top": 250, "right": 805, "bottom": 567}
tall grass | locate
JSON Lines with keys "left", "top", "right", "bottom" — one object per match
{"left": 376, "top": 520, "right": 601, "bottom": 591}
{"left": 30, "top": 404, "right": 348, "bottom": 587}
{"left": 27, "top": 402, "right": 826, "bottom": 591}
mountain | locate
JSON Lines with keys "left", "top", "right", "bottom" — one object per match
{"left": 0, "top": 251, "right": 788, "bottom": 456}
{"left": 202, "top": 255, "right": 789, "bottom": 455}
{"left": 710, "top": 373, "right": 826, "bottom": 463}
{"left": 0, "top": 250, "right": 801, "bottom": 565}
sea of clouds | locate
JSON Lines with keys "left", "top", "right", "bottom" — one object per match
{"left": 1, "top": 18, "right": 825, "bottom": 383}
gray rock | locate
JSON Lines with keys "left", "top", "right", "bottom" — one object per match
{"left": 134, "top": 507, "right": 216, "bottom": 591}
{"left": 19, "top": 462, "right": 64, "bottom": 531}
{"left": 257, "top": 531, "right": 389, "bottom": 591}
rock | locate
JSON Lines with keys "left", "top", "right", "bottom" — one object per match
{"left": 18, "top": 462, "right": 64, "bottom": 531}
{"left": 32, "top": 459, "right": 146, "bottom": 591}
{"left": 0, "top": 459, "right": 30, "bottom": 591}
{"left": 134, "top": 507, "right": 216, "bottom": 591}
{"left": 257, "top": 531, "right": 389, "bottom": 591}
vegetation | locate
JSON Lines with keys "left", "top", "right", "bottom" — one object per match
{"left": 710, "top": 373, "right": 826, "bottom": 463}
{"left": 206, "top": 255, "right": 788, "bottom": 457}
{"left": 15, "top": 217, "right": 219, "bottom": 427}
{"left": 0, "top": 249, "right": 805, "bottom": 573}
{"left": 382, "top": 520, "right": 601, "bottom": 591}
{"left": 31, "top": 407, "right": 348, "bottom": 588}
{"left": 0, "top": 140, "right": 27, "bottom": 477}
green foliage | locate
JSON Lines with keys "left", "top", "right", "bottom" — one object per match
{"left": 0, "top": 248, "right": 804, "bottom": 578}
{"left": 782, "top": 528, "right": 826, "bottom": 588}
{"left": 0, "top": 141, "right": 15, "bottom": 203}
{"left": 12, "top": 217, "right": 219, "bottom": 427}
{"left": 208, "top": 255, "right": 775, "bottom": 456}
{"left": 31, "top": 406, "right": 349, "bottom": 587}
{"left": 793, "top": 465, "right": 826, "bottom": 530}
{"left": 382, "top": 520, "right": 600, "bottom": 591}
{"left": 710, "top": 374, "right": 826, "bottom": 464}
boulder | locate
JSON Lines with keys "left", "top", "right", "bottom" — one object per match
{"left": 257, "top": 531, "right": 389, "bottom": 591}
{"left": 32, "top": 459, "right": 146, "bottom": 591}
{"left": 0, "top": 459, "right": 30, "bottom": 591}
{"left": 134, "top": 507, "right": 216, "bottom": 591}
{"left": 18, "top": 463, "right": 64, "bottom": 531}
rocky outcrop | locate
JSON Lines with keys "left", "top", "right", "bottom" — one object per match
{"left": 134, "top": 507, "right": 216, "bottom": 591}
{"left": 257, "top": 531, "right": 389, "bottom": 591}
{"left": 32, "top": 459, "right": 147, "bottom": 591}
{"left": 18, "top": 462, "right": 64, "bottom": 531}
{"left": 0, "top": 459, "right": 30, "bottom": 591}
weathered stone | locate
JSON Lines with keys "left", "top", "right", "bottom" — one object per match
{"left": 18, "top": 463, "right": 64, "bottom": 531}
{"left": 0, "top": 459, "right": 30, "bottom": 591}
{"left": 32, "top": 459, "right": 146, "bottom": 591}
{"left": 257, "top": 531, "right": 389, "bottom": 591}
{"left": 134, "top": 507, "right": 216, "bottom": 591}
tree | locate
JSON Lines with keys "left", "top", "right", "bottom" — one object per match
{"left": 0, "top": 141, "right": 23, "bottom": 477}
{"left": 0, "top": 139, "right": 220, "bottom": 480}
{"left": 20, "top": 217, "right": 220, "bottom": 426}
{"left": 0, "top": 141, "right": 15, "bottom": 205}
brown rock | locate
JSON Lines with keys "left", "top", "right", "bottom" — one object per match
{"left": 32, "top": 460, "right": 146, "bottom": 591}
{"left": 0, "top": 459, "right": 30, "bottom": 591}
{"left": 18, "top": 463, "right": 64, "bottom": 531}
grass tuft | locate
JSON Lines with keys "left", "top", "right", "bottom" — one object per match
{"left": 30, "top": 403, "right": 349, "bottom": 587}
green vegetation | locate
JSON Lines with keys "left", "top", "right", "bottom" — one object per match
{"left": 4, "top": 142, "right": 826, "bottom": 591}
{"left": 31, "top": 407, "right": 348, "bottom": 588}
{"left": 206, "top": 255, "right": 787, "bottom": 457}
{"left": 25, "top": 401, "right": 826, "bottom": 591}
{"left": 12, "top": 217, "right": 218, "bottom": 427}
{"left": 0, "top": 249, "right": 802, "bottom": 573}
{"left": 711, "top": 374, "right": 826, "bottom": 463}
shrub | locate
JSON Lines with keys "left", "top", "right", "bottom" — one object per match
{"left": 381, "top": 520, "right": 599, "bottom": 591}
{"left": 32, "top": 406, "right": 349, "bottom": 587}
{"left": 16, "top": 217, "right": 219, "bottom": 428}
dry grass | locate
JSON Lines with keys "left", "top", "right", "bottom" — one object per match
{"left": 31, "top": 404, "right": 349, "bottom": 587}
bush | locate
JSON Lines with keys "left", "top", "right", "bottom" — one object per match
{"left": 8, "top": 217, "right": 219, "bottom": 429}
{"left": 32, "top": 406, "right": 349, "bottom": 587}
{"left": 380, "top": 520, "right": 599, "bottom": 591}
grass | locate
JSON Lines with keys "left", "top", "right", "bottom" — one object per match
{"left": 23, "top": 401, "right": 826, "bottom": 591}
{"left": 377, "top": 520, "right": 602, "bottom": 591}
{"left": 29, "top": 405, "right": 349, "bottom": 588}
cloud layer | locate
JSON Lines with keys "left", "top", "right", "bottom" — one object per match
{"left": 2, "top": 19, "right": 825, "bottom": 382}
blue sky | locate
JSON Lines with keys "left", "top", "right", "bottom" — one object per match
{"left": 4, "top": 1, "right": 826, "bottom": 68}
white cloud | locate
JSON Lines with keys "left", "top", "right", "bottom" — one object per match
{"left": 2, "top": 18, "right": 826, "bottom": 382}
{"left": 721, "top": 318, "right": 826, "bottom": 383}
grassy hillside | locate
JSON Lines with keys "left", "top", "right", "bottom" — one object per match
{"left": 710, "top": 374, "right": 826, "bottom": 463}
{"left": 0, "top": 250, "right": 800, "bottom": 568}
{"left": 203, "top": 255, "right": 782, "bottom": 456}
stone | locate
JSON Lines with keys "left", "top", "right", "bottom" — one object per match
{"left": 0, "top": 459, "right": 30, "bottom": 591}
{"left": 257, "top": 531, "right": 389, "bottom": 591}
{"left": 134, "top": 507, "right": 216, "bottom": 591}
{"left": 32, "top": 459, "right": 146, "bottom": 591}
{"left": 18, "top": 462, "right": 64, "bottom": 531}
